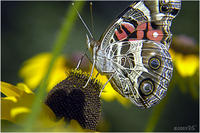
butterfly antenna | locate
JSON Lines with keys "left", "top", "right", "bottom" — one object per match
{"left": 90, "top": 2, "right": 95, "bottom": 35}
{"left": 72, "top": 3, "right": 95, "bottom": 89}
{"left": 72, "top": 3, "right": 94, "bottom": 39}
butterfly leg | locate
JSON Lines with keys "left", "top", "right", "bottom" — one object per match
{"left": 76, "top": 53, "right": 85, "bottom": 70}
{"left": 76, "top": 48, "right": 93, "bottom": 70}
{"left": 83, "top": 47, "right": 97, "bottom": 88}
{"left": 99, "top": 72, "right": 116, "bottom": 97}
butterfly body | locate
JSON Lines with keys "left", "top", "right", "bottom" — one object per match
{"left": 87, "top": 0, "right": 181, "bottom": 108}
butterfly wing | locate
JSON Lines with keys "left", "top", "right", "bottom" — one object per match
{"left": 99, "top": 0, "right": 181, "bottom": 50}
{"left": 95, "top": 0, "right": 181, "bottom": 108}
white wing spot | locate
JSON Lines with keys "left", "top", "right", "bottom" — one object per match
{"left": 153, "top": 32, "right": 158, "bottom": 38}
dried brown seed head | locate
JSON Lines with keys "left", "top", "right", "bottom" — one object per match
{"left": 45, "top": 69, "right": 102, "bottom": 130}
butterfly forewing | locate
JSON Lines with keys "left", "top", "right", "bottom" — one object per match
{"left": 100, "top": 0, "right": 181, "bottom": 49}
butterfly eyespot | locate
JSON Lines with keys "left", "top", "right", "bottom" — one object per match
{"left": 149, "top": 57, "right": 161, "bottom": 70}
{"left": 139, "top": 79, "right": 154, "bottom": 96}
{"left": 161, "top": 4, "right": 169, "bottom": 12}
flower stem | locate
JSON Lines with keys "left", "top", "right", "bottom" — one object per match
{"left": 23, "top": 1, "right": 85, "bottom": 131}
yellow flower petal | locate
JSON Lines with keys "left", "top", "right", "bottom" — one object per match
{"left": 67, "top": 120, "right": 84, "bottom": 131}
{"left": 1, "top": 82, "right": 35, "bottom": 123}
{"left": 1, "top": 97, "right": 18, "bottom": 122}
{"left": 17, "top": 83, "right": 33, "bottom": 94}
{"left": 47, "top": 57, "right": 67, "bottom": 91}
{"left": 49, "top": 118, "right": 86, "bottom": 132}
{"left": 19, "top": 53, "right": 68, "bottom": 92}
{"left": 1, "top": 81, "right": 22, "bottom": 97}
{"left": 11, "top": 107, "right": 30, "bottom": 118}
{"left": 28, "top": 104, "right": 59, "bottom": 130}
{"left": 1, "top": 82, "right": 87, "bottom": 131}
{"left": 1, "top": 82, "right": 59, "bottom": 129}
{"left": 169, "top": 49, "right": 199, "bottom": 77}
{"left": 19, "top": 53, "right": 50, "bottom": 89}
{"left": 101, "top": 85, "right": 115, "bottom": 101}
{"left": 169, "top": 49, "right": 176, "bottom": 61}
{"left": 115, "top": 94, "right": 130, "bottom": 107}
{"left": 175, "top": 53, "right": 199, "bottom": 77}
{"left": 2, "top": 96, "right": 18, "bottom": 103}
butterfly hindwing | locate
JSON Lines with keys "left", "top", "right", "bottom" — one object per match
{"left": 102, "top": 40, "right": 173, "bottom": 108}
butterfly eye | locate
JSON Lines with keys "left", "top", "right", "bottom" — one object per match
{"left": 161, "top": 4, "right": 169, "bottom": 12}
{"left": 149, "top": 57, "right": 161, "bottom": 70}
{"left": 139, "top": 79, "right": 154, "bottom": 96}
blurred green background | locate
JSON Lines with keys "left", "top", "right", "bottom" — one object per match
{"left": 2, "top": 1, "right": 199, "bottom": 132}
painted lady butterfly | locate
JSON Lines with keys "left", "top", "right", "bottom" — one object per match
{"left": 86, "top": 0, "right": 181, "bottom": 108}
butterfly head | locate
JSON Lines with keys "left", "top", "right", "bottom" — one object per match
{"left": 86, "top": 34, "right": 100, "bottom": 53}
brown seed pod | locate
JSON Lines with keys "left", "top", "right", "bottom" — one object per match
{"left": 45, "top": 69, "right": 102, "bottom": 130}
